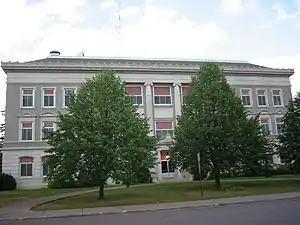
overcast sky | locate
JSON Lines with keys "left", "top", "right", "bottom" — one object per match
{"left": 1, "top": 0, "right": 300, "bottom": 123}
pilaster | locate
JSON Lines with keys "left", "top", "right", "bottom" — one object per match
{"left": 144, "top": 82, "right": 154, "bottom": 135}
{"left": 173, "top": 83, "right": 182, "bottom": 124}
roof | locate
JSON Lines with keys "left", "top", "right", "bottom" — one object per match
{"left": 1, "top": 55, "right": 295, "bottom": 76}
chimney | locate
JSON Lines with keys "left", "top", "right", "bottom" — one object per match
{"left": 49, "top": 50, "right": 61, "bottom": 57}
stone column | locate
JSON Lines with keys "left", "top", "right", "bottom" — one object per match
{"left": 172, "top": 83, "right": 182, "bottom": 180}
{"left": 144, "top": 82, "right": 154, "bottom": 135}
{"left": 173, "top": 83, "right": 182, "bottom": 124}
{"left": 144, "top": 82, "right": 159, "bottom": 181}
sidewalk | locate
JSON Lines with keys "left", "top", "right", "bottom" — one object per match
{"left": 1, "top": 192, "right": 300, "bottom": 222}
{"left": 0, "top": 185, "right": 126, "bottom": 222}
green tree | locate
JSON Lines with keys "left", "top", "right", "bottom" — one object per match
{"left": 278, "top": 91, "right": 300, "bottom": 173}
{"left": 46, "top": 70, "right": 157, "bottom": 199}
{"left": 234, "top": 114, "right": 274, "bottom": 177}
{"left": 171, "top": 63, "right": 272, "bottom": 189}
{"left": 111, "top": 112, "right": 157, "bottom": 187}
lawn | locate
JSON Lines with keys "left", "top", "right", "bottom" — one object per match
{"left": 222, "top": 174, "right": 300, "bottom": 180}
{"left": 34, "top": 179, "right": 300, "bottom": 211}
{"left": 0, "top": 184, "right": 122, "bottom": 208}
{"left": 0, "top": 187, "right": 98, "bottom": 208}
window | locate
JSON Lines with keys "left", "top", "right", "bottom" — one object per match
{"left": 260, "top": 117, "right": 270, "bottom": 135}
{"left": 275, "top": 117, "right": 284, "bottom": 134}
{"left": 126, "top": 86, "right": 143, "bottom": 105}
{"left": 267, "top": 155, "right": 274, "bottom": 164}
{"left": 272, "top": 89, "right": 283, "bottom": 106}
{"left": 161, "top": 150, "right": 175, "bottom": 173}
{"left": 21, "top": 121, "right": 33, "bottom": 141}
{"left": 20, "top": 157, "right": 33, "bottom": 177}
{"left": 41, "top": 121, "right": 54, "bottom": 140}
{"left": 240, "top": 89, "right": 252, "bottom": 106}
{"left": 42, "top": 156, "right": 49, "bottom": 176}
{"left": 21, "top": 88, "right": 34, "bottom": 108}
{"left": 63, "top": 88, "right": 76, "bottom": 107}
{"left": 42, "top": 88, "right": 55, "bottom": 108}
{"left": 154, "top": 86, "right": 172, "bottom": 105}
{"left": 155, "top": 121, "right": 173, "bottom": 138}
{"left": 181, "top": 86, "right": 189, "bottom": 104}
{"left": 257, "top": 89, "right": 268, "bottom": 106}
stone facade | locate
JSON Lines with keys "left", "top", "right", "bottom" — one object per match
{"left": 0, "top": 54, "right": 294, "bottom": 188}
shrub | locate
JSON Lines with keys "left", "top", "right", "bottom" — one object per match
{"left": 271, "top": 164, "right": 294, "bottom": 175}
{"left": 0, "top": 173, "right": 17, "bottom": 191}
{"left": 136, "top": 167, "right": 152, "bottom": 184}
{"left": 48, "top": 178, "right": 101, "bottom": 189}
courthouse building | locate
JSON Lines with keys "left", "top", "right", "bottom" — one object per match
{"left": 0, "top": 51, "right": 294, "bottom": 188}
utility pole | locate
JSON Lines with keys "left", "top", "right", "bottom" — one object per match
{"left": 197, "top": 152, "right": 203, "bottom": 197}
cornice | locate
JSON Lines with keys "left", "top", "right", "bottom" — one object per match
{"left": 1, "top": 58, "right": 295, "bottom": 77}
{"left": 1, "top": 64, "right": 295, "bottom": 77}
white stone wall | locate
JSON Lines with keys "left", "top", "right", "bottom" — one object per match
{"left": 3, "top": 68, "right": 292, "bottom": 188}
{"left": 2, "top": 149, "right": 48, "bottom": 189}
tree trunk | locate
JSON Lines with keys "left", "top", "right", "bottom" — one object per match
{"left": 126, "top": 183, "right": 130, "bottom": 188}
{"left": 214, "top": 170, "right": 221, "bottom": 190}
{"left": 98, "top": 179, "right": 105, "bottom": 200}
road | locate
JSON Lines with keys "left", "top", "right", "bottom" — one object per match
{"left": 2, "top": 198, "right": 299, "bottom": 225}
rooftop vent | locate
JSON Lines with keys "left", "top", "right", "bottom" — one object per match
{"left": 49, "top": 50, "right": 61, "bottom": 57}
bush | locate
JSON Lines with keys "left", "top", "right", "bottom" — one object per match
{"left": 271, "top": 164, "right": 294, "bottom": 175}
{"left": 48, "top": 177, "right": 102, "bottom": 189}
{"left": 0, "top": 173, "right": 17, "bottom": 191}
{"left": 136, "top": 167, "right": 152, "bottom": 184}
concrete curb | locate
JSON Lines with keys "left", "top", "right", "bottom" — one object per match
{"left": 1, "top": 192, "right": 300, "bottom": 222}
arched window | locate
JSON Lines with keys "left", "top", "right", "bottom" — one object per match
{"left": 19, "top": 156, "right": 33, "bottom": 177}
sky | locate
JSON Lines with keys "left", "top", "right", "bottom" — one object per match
{"left": 0, "top": 0, "right": 300, "bottom": 123}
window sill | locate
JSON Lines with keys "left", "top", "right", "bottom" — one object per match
{"left": 133, "top": 104, "right": 144, "bottom": 107}
{"left": 162, "top": 172, "right": 176, "bottom": 177}
{"left": 243, "top": 105, "right": 253, "bottom": 108}
{"left": 42, "top": 106, "right": 56, "bottom": 109}
{"left": 18, "top": 176, "right": 33, "bottom": 179}
{"left": 273, "top": 105, "right": 284, "bottom": 108}
{"left": 258, "top": 105, "right": 269, "bottom": 107}
{"left": 19, "top": 140, "right": 35, "bottom": 142}
{"left": 154, "top": 104, "right": 173, "bottom": 107}
{"left": 20, "top": 106, "right": 35, "bottom": 109}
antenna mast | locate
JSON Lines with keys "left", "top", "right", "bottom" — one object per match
{"left": 114, "top": 0, "right": 121, "bottom": 56}
{"left": 116, "top": 0, "right": 121, "bottom": 35}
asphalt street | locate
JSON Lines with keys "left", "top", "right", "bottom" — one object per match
{"left": 1, "top": 198, "right": 300, "bottom": 225}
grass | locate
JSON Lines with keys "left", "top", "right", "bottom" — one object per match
{"left": 34, "top": 179, "right": 300, "bottom": 211}
{"left": 0, "top": 184, "right": 121, "bottom": 208}
{"left": 222, "top": 174, "right": 300, "bottom": 180}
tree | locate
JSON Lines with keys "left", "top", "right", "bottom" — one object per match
{"left": 278, "top": 91, "right": 300, "bottom": 173}
{"left": 171, "top": 63, "right": 272, "bottom": 189}
{"left": 109, "top": 109, "right": 157, "bottom": 188}
{"left": 46, "top": 70, "right": 157, "bottom": 199}
{"left": 234, "top": 114, "right": 274, "bottom": 177}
